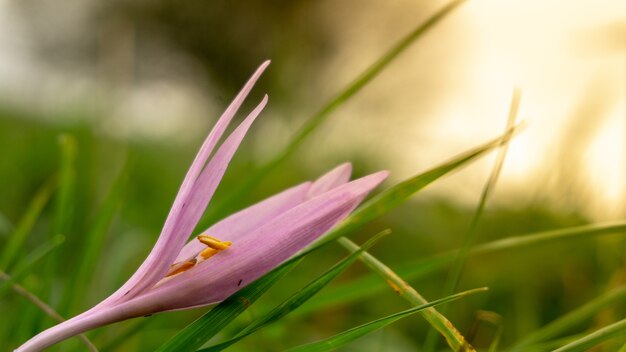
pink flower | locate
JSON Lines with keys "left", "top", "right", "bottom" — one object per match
{"left": 16, "top": 61, "right": 388, "bottom": 352}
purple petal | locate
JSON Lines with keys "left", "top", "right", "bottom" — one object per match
{"left": 129, "top": 171, "right": 389, "bottom": 311}
{"left": 175, "top": 162, "right": 354, "bottom": 262}
{"left": 307, "top": 162, "right": 352, "bottom": 199}
{"left": 174, "top": 181, "right": 312, "bottom": 262}
{"left": 96, "top": 62, "right": 270, "bottom": 307}
{"left": 121, "top": 95, "right": 268, "bottom": 300}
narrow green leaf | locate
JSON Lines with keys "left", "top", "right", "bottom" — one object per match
{"left": 0, "top": 177, "right": 57, "bottom": 270}
{"left": 286, "top": 288, "right": 487, "bottom": 352}
{"left": 200, "top": 0, "right": 468, "bottom": 225}
{"left": 45, "top": 134, "right": 77, "bottom": 300}
{"left": 510, "top": 285, "right": 626, "bottom": 350}
{"left": 0, "top": 269, "right": 98, "bottom": 352}
{"left": 156, "top": 259, "right": 301, "bottom": 352}
{"left": 553, "top": 318, "right": 626, "bottom": 352}
{"left": 302, "top": 221, "right": 626, "bottom": 314}
{"left": 301, "top": 126, "right": 520, "bottom": 258}
{"left": 338, "top": 237, "right": 473, "bottom": 352}
{"left": 0, "top": 235, "right": 65, "bottom": 299}
{"left": 296, "top": 256, "right": 450, "bottom": 317}
{"left": 199, "top": 230, "right": 390, "bottom": 352}
{"left": 71, "top": 159, "right": 130, "bottom": 314}
{"left": 424, "top": 89, "right": 521, "bottom": 352}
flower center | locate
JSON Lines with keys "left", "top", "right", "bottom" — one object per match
{"left": 165, "top": 235, "right": 232, "bottom": 278}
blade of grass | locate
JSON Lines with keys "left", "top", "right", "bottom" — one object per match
{"left": 302, "top": 126, "right": 520, "bottom": 259}
{"left": 199, "top": 0, "right": 468, "bottom": 226}
{"left": 99, "top": 318, "right": 153, "bottom": 352}
{"left": 296, "top": 255, "right": 450, "bottom": 316}
{"left": 0, "top": 270, "right": 97, "bottom": 352}
{"left": 70, "top": 159, "right": 130, "bottom": 314}
{"left": 510, "top": 285, "right": 626, "bottom": 350}
{"left": 156, "top": 258, "right": 301, "bottom": 352}
{"left": 553, "top": 318, "right": 626, "bottom": 352}
{"left": 301, "top": 221, "right": 626, "bottom": 314}
{"left": 338, "top": 237, "right": 474, "bottom": 352}
{"left": 45, "top": 134, "right": 76, "bottom": 304}
{"left": 286, "top": 288, "right": 487, "bottom": 352}
{"left": 199, "top": 230, "right": 390, "bottom": 352}
{"left": 424, "top": 89, "right": 521, "bottom": 351}
{"left": 0, "top": 176, "right": 57, "bottom": 270}
{"left": 0, "top": 235, "right": 65, "bottom": 299}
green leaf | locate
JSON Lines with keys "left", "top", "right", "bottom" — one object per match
{"left": 510, "top": 285, "right": 626, "bottom": 350}
{"left": 156, "top": 258, "right": 301, "bottom": 352}
{"left": 338, "top": 237, "right": 472, "bottom": 352}
{"left": 301, "top": 126, "right": 520, "bottom": 259}
{"left": 553, "top": 318, "right": 626, "bottom": 352}
{"left": 70, "top": 159, "right": 131, "bottom": 314}
{"left": 286, "top": 288, "right": 487, "bottom": 352}
{"left": 200, "top": 0, "right": 468, "bottom": 226}
{"left": 0, "top": 176, "right": 57, "bottom": 270}
{"left": 45, "top": 134, "right": 77, "bottom": 301}
{"left": 301, "top": 221, "right": 626, "bottom": 314}
{"left": 0, "top": 235, "right": 65, "bottom": 300}
{"left": 199, "top": 230, "right": 390, "bottom": 352}
{"left": 424, "top": 89, "right": 521, "bottom": 352}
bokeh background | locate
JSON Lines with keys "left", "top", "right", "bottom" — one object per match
{"left": 1, "top": 0, "right": 625, "bottom": 350}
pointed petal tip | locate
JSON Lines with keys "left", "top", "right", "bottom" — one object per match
{"left": 335, "top": 162, "right": 352, "bottom": 175}
{"left": 308, "top": 162, "right": 353, "bottom": 198}
{"left": 351, "top": 170, "right": 389, "bottom": 192}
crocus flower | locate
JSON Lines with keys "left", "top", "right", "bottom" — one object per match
{"left": 16, "top": 61, "right": 388, "bottom": 352}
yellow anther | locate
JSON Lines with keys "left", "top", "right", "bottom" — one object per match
{"left": 200, "top": 247, "right": 219, "bottom": 259}
{"left": 197, "top": 235, "right": 232, "bottom": 250}
{"left": 166, "top": 258, "right": 197, "bottom": 277}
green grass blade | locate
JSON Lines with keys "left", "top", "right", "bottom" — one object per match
{"left": 301, "top": 127, "right": 520, "bottom": 259}
{"left": 0, "top": 235, "right": 65, "bottom": 299}
{"left": 45, "top": 134, "right": 77, "bottom": 303}
{"left": 300, "top": 221, "right": 626, "bottom": 316}
{"left": 424, "top": 89, "right": 521, "bottom": 352}
{"left": 199, "top": 230, "right": 390, "bottom": 352}
{"left": 70, "top": 160, "right": 130, "bottom": 314}
{"left": 286, "top": 288, "right": 487, "bottom": 352}
{"left": 553, "top": 318, "right": 626, "bottom": 352}
{"left": 0, "top": 177, "right": 57, "bottom": 270}
{"left": 156, "top": 259, "right": 301, "bottom": 352}
{"left": 510, "top": 285, "right": 626, "bottom": 350}
{"left": 297, "top": 255, "right": 450, "bottom": 317}
{"left": 200, "top": 0, "right": 468, "bottom": 225}
{"left": 0, "top": 270, "right": 98, "bottom": 352}
{"left": 338, "top": 237, "right": 474, "bottom": 351}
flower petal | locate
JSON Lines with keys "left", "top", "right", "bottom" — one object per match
{"left": 307, "top": 162, "right": 352, "bottom": 198}
{"left": 175, "top": 162, "right": 354, "bottom": 263}
{"left": 96, "top": 63, "right": 270, "bottom": 307}
{"left": 174, "top": 181, "right": 312, "bottom": 263}
{"left": 123, "top": 95, "right": 268, "bottom": 300}
{"left": 130, "top": 170, "right": 389, "bottom": 311}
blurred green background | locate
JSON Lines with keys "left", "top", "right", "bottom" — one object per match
{"left": 1, "top": 0, "right": 625, "bottom": 351}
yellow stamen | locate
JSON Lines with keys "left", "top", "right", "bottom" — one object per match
{"left": 197, "top": 235, "right": 232, "bottom": 250}
{"left": 166, "top": 258, "right": 197, "bottom": 277}
{"left": 200, "top": 247, "right": 219, "bottom": 259}
{"left": 197, "top": 235, "right": 232, "bottom": 259}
